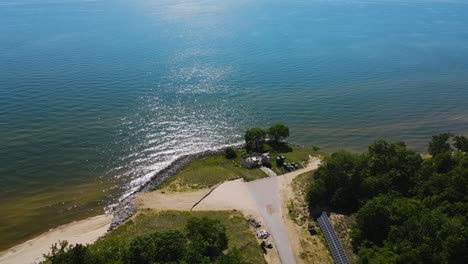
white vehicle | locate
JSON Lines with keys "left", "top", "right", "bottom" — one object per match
{"left": 256, "top": 229, "right": 270, "bottom": 239}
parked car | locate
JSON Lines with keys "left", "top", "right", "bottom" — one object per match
{"left": 247, "top": 216, "right": 262, "bottom": 228}
{"left": 263, "top": 239, "right": 273, "bottom": 249}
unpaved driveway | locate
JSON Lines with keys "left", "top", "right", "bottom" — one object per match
{"left": 246, "top": 176, "right": 294, "bottom": 264}
{"left": 246, "top": 158, "right": 321, "bottom": 264}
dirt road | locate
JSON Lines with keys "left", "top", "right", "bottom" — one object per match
{"left": 246, "top": 175, "right": 294, "bottom": 263}
{"left": 246, "top": 158, "right": 321, "bottom": 264}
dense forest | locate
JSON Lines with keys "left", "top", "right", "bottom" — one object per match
{"left": 308, "top": 133, "right": 468, "bottom": 263}
{"left": 42, "top": 217, "right": 248, "bottom": 264}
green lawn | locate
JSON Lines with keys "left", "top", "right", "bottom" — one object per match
{"left": 90, "top": 210, "right": 265, "bottom": 264}
{"left": 268, "top": 145, "right": 319, "bottom": 175}
{"left": 155, "top": 144, "right": 319, "bottom": 192}
{"left": 155, "top": 152, "right": 266, "bottom": 192}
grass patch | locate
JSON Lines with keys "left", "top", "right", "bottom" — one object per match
{"left": 268, "top": 145, "right": 319, "bottom": 175}
{"left": 289, "top": 171, "right": 315, "bottom": 225}
{"left": 91, "top": 210, "right": 265, "bottom": 264}
{"left": 287, "top": 200, "right": 299, "bottom": 222}
{"left": 292, "top": 170, "right": 315, "bottom": 191}
{"left": 155, "top": 144, "right": 319, "bottom": 192}
{"left": 155, "top": 152, "right": 266, "bottom": 192}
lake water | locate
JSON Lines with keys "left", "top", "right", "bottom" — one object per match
{"left": 1, "top": 0, "right": 468, "bottom": 250}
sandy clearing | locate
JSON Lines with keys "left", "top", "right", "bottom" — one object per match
{"left": 135, "top": 188, "right": 212, "bottom": 211}
{"left": 193, "top": 179, "right": 257, "bottom": 214}
{"left": 193, "top": 157, "right": 320, "bottom": 214}
{"left": 0, "top": 214, "right": 112, "bottom": 264}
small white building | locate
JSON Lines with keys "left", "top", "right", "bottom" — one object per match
{"left": 240, "top": 152, "right": 270, "bottom": 169}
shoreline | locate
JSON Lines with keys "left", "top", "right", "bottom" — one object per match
{"left": 0, "top": 214, "right": 112, "bottom": 264}
{"left": 108, "top": 145, "right": 244, "bottom": 230}
{"left": 0, "top": 145, "right": 243, "bottom": 263}
{"left": 0, "top": 143, "right": 312, "bottom": 263}
{"left": 109, "top": 142, "right": 312, "bottom": 229}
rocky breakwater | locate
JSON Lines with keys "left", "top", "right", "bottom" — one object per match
{"left": 108, "top": 147, "right": 236, "bottom": 230}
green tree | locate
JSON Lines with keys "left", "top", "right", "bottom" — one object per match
{"left": 183, "top": 237, "right": 211, "bottom": 264}
{"left": 126, "top": 230, "right": 186, "bottom": 264}
{"left": 358, "top": 245, "right": 399, "bottom": 264}
{"left": 352, "top": 195, "right": 421, "bottom": 247}
{"left": 224, "top": 147, "right": 237, "bottom": 159}
{"left": 352, "top": 195, "right": 393, "bottom": 247}
{"left": 453, "top": 135, "right": 468, "bottom": 153}
{"left": 267, "top": 123, "right": 289, "bottom": 143}
{"left": 432, "top": 152, "right": 456, "bottom": 174}
{"left": 428, "top": 133, "right": 453, "bottom": 157}
{"left": 43, "top": 241, "right": 99, "bottom": 264}
{"left": 307, "top": 135, "right": 468, "bottom": 263}
{"left": 244, "top": 128, "right": 266, "bottom": 152}
{"left": 364, "top": 140, "right": 422, "bottom": 196}
{"left": 88, "top": 236, "right": 127, "bottom": 264}
{"left": 386, "top": 210, "right": 467, "bottom": 264}
{"left": 307, "top": 150, "right": 363, "bottom": 212}
{"left": 186, "top": 217, "right": 228, "bottom": 259}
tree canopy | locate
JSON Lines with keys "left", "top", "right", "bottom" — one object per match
{"left": 453, "top": 135, "right": 468, "bottom": 153}
{"left": 126, "top": 230, "right": 186, "bottom": 264}
{"left": 186, "top": 217, "right": 228, "bottom": 260}
{"left": 267, "top": 123, "right": 289, "bottom": 143}
{"left": 307, "top": 135, "right": 468, "bottom": 263}
{"left": 244, "top": 128, "right": 266, "bottom": 152}
{"left": 428, "top": 132, "right": 453, "bottom": 156}
{"left": 43, "top": 217, "right": 247, "bottom": 264}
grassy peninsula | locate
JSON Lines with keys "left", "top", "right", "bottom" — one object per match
{"left": 155, "top": 144, "right": 316, "bottom": 192}
{"left": 154, "top": 151, "right": 266, "bottom": 192}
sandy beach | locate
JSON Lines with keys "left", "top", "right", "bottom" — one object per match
{"left": 0, "top": 215, "right": 111, "bottom": 264}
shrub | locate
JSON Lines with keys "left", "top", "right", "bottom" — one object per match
{"left": 224, "top": 147, "right": 237, "bottom": 159}
{"left": 186, "top": 217, "right": 228, "bottom": 259}
{"left": 43, "top": 241, "right": 99, "bottom": 264}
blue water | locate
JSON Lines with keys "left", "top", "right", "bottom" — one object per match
{"left": 1, "top": 0, "right": 468, "bottom": 249}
